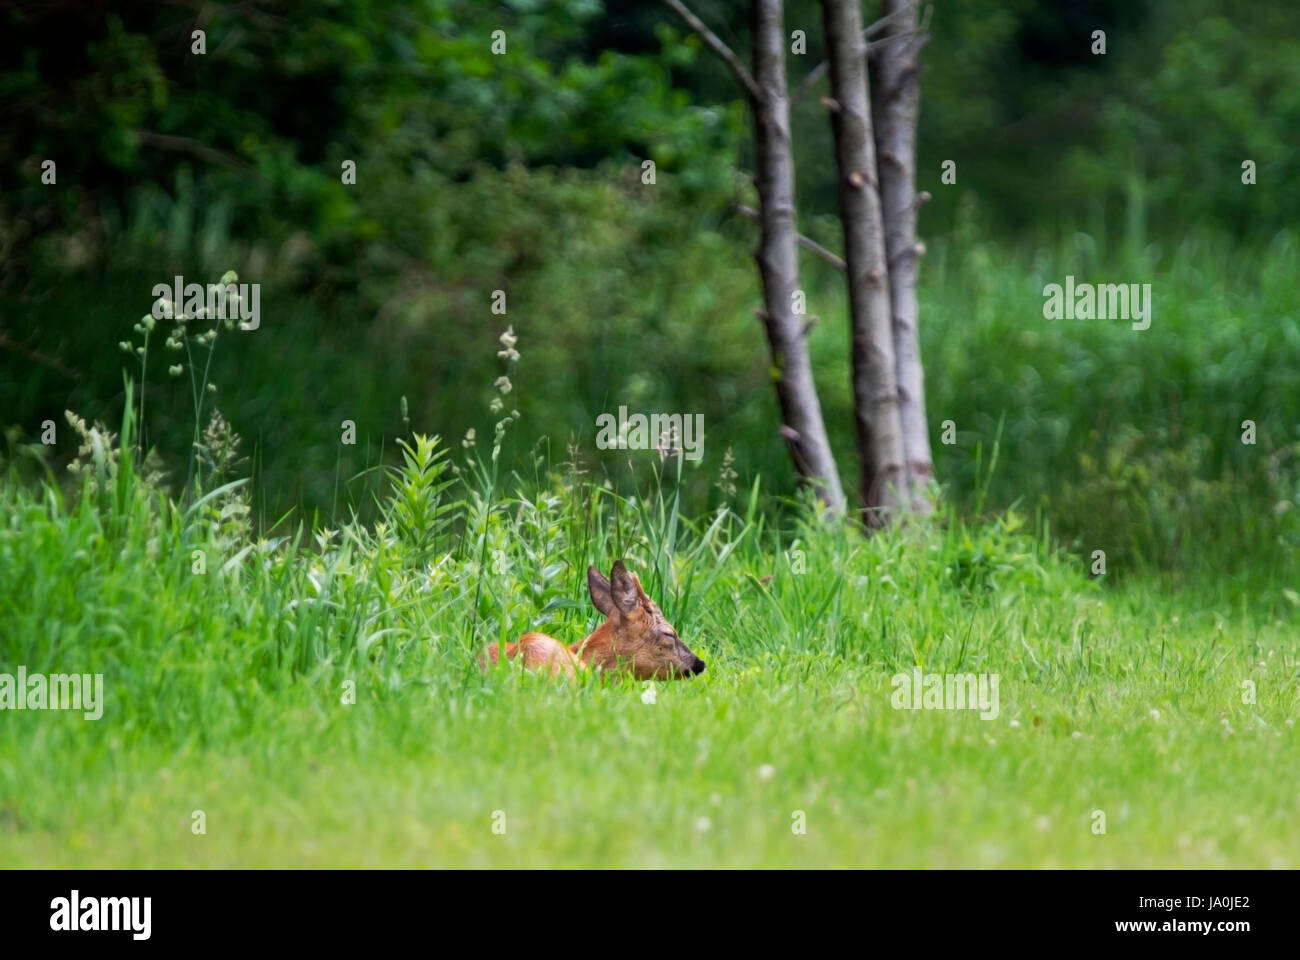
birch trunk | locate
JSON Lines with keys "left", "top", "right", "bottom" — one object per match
{"left": 871, "top": 0, "right": 934, "bottom": 513}
{"left": 819, "top": 0, "right": 905, "bottom": 519}
{"left": 749, "top": 0, "right": 846, "bottom": 514}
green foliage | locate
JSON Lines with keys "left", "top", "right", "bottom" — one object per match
{"left": 7, "top": 182, "right": 1299, "bottom": 580}
{"left": 1068, "top": 5, "right": 1300, "bottom": 235}
{"left": 0, "top": 0, "right": 740, "bottom": 281}
{"left": 0, "top": 362, "right": 1077, "bottom": 731}
{"left": 923, "top": 217, "right": 1300, "bottom": 578}
{"left": 2, "top": 376, "right": 1297, "bottom": 866}
{"left": 383, "top": 433, "right": 458, "bottom": 562}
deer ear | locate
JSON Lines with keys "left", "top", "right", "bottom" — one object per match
{"left": 587, "top": 566, "right": 614, "bottom": 617}
{"left": 609, "top": 561, "right": 640, "bottom": 615}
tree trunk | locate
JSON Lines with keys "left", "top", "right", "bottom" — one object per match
{"left": 749, "top": 0, "right": 846, "bottom": 514}
{"left": 819, "top": 0, "right": 905, "bottom": 520}
{"left": 871, "top": 0, "right": 934, "bottom": 514}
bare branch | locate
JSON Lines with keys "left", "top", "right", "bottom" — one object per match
{"left": 132, "top": 130, "right": 267, "bottom": 182}
{"left": 659, "top": 0, "right": 762, "bottom": 102}
{"left": 733, "top": 203, "right": 845, "bottom": 271}
{"left": 791, "top": 0, "right": 924, "bottom": 105}
{"left": 0, "top": 330, "right": 81, "bottom": 381}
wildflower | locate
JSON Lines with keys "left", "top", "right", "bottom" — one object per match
{"left": 655, "top": 421, "right": 681, "bottom": 462}
{"left": 493, "top": 376, "right": 512, "bottom": 395}
{"left": 715, "top": 446, "right": 738, "bottom": 496}
{"left": 169, "top": 364, "right": 183, "bottom": 377}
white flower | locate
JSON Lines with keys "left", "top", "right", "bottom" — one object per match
{"left": 494, "top": 376, "right": 512, "bottom": 395}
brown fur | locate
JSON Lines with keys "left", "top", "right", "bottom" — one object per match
{"left": 484, "top": 632, "right": 578, "bottom": 678}
{"left": 483, "top": 561, "right": 705, "bottom": 681}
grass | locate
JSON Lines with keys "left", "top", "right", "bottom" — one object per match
{"left": 1, "top": 384, "right": 1297, "bottom": 868}
{"left": 4, "top": 217, "right": 1300, "bottom": 867}
{"left": 10, "top": 172, "right": 1300, "bottom": 579}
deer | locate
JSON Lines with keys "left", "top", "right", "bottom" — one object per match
{"left": 483, "top": 561, "right": 706, "bottom": 681}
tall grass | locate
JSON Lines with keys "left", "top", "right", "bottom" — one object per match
{"left": 0, "top": 333, "right": 1080, "bottom": 733}
{"left": 7, "top": 172, "right": 1299, "bottom": 584}
{"left": 3, "top": 380, "right": 1298, "bottom": 866}
{"left": 2, "top": 287, "right": 1298, "bottom": 867}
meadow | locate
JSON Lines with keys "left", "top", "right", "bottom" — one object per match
{"left": 2, "top": 223, "right": 1297, "bottom": 866}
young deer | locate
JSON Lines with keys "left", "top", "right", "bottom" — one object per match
{"left": 484, "top": 561, "right": 706, "bottom": 680}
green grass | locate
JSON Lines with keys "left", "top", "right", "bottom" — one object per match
{"left": 1, "top": 393, "right": 1297, "bottom": 868}
{"left": 10, "top": 173, "right": 1300, "bottom": 583}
